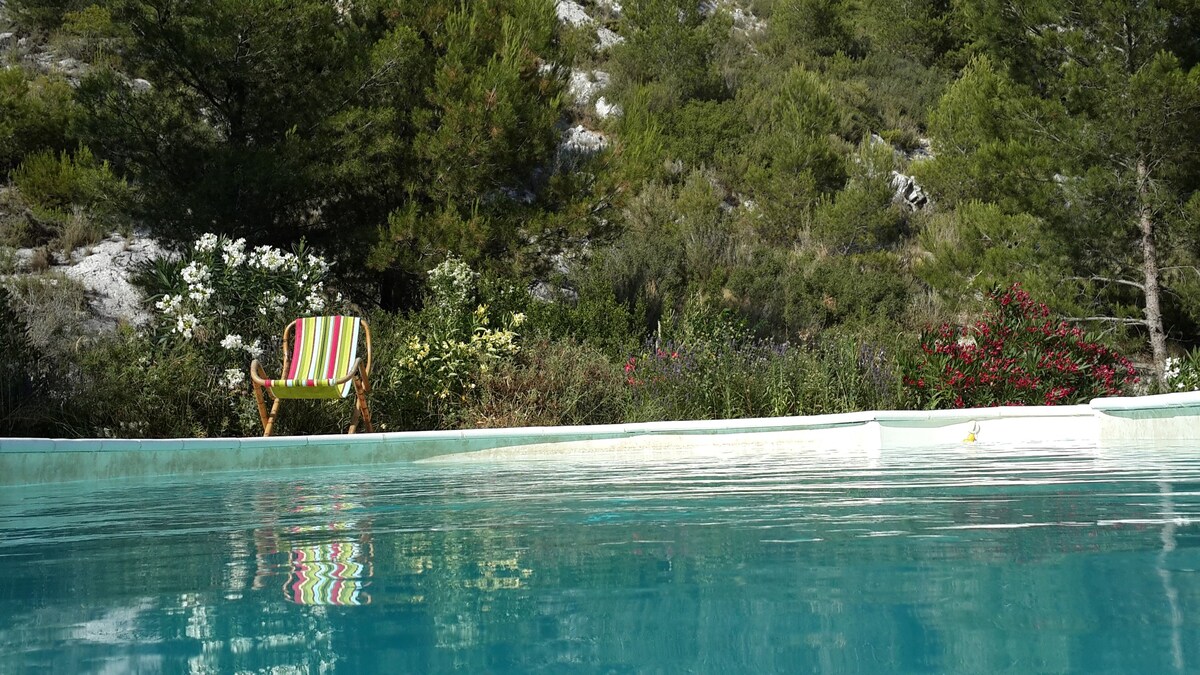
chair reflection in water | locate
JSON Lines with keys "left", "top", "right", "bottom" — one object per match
{"left": 285, "top": 541, "right": 373, "bottom": 606}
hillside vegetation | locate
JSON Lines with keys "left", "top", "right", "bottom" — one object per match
{"left": 2, "top": 0, "right": 1199, "bottom": 437}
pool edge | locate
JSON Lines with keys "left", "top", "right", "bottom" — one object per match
{"left": 2, "top": 392, "right": 1198, "bottom": 485}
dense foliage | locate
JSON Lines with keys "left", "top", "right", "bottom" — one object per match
{"left": 3, "top": 0, "right": 1198, "bottom": 437}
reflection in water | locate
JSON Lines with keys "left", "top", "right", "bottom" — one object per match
{"left": 1158, "top": 477, "right": 1184, "bottom": 672}
{"left": 286, "top": 541, "right": 373, "bottom": 606}
{"left": 274, "top": 487, "right": 374, "bottom": 606}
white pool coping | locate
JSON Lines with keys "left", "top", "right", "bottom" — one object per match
{"left": 2, "top": 392, "right": 1198, "bottom": 485}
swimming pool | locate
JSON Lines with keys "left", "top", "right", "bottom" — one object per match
{"left": 2, "top": 442, "right": 1198, "bottom": 672}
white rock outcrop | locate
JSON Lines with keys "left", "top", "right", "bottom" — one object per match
{"left": 595, "top": 96, "right": 622, "bottom": 119}
{"left": 699, "top": 0, "right": 765, "bottom": 31}
{"left": 596, "top": 26, "right": 625, "bottom": 50}
{"left": 560, "top": 125, "right": 607, "bottom": 156}
{"left": 555, "top": 0, "right": 624, "bottom": 51}
{"left": 15, "top": 232, "right": 167, "bottom": 331}
{"left": 567, "top": 70, "right": 610, "bottom": 106}
{"left": 556, "top": 0, "right": 592, "bottom": 27}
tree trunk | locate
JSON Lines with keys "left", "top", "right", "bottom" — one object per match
{"left": 1137, "top": 159, "right": 1168, "bottom": 392}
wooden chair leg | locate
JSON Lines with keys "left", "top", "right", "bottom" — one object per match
{"left": 347, "top": 379, "right": 373, "bottom": 434}
{"left": 358, "top": 386, "right": 374, "bottom": 433}
{"left": 264, "top": 399, "right": 282, "bottom": 437}
{"left": 347, "top": 396, "right": 362, "bottom": 434}
{"left": 253, "top": 381, "right": 269, "bottom": 432}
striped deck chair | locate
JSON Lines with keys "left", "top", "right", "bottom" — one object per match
{"left": 249, "top": 316, "right": 373, "bottom": 436}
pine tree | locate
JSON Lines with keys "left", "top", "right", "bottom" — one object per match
{"left": 930, "top": 1, "right": 1200, "bottom": 389}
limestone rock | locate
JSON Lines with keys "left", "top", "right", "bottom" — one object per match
{"left": 556, "top": 0, "right": 592, "bottom": 27}
{"left": 890, "top": 171, "right": 930, "bottom": 211}
{"left": 596, "top": 26, "right": 625, "bottom": 50}
{"left": 529, "top": 280, "right": 579, "bottom": 304}
{"left": 567, "top": 69, "right": 610, "bottom": 106}
{"left": 559, "top": 124, "right": 607, "bottom": 162}
{"left": 595, "top": 96, "right": 622, "bottom": 119}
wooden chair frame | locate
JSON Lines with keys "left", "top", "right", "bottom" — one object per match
{"left": 249, "top": 318, "right": 373, "bottom": 436}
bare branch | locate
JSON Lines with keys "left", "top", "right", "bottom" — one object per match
{"left": 1067, "top": 276, "right": 1145, "bottom": 291}
{"left": 1064, "top": 316, "right": 1149, "bottom": 326}
{"left": 1161, "top": 266, "right": 1200, "bottom": 277}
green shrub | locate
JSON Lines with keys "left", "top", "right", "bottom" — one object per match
{"left": 0, "top": 286, "right": 47, "bottom": 435}
{"left": 608, "top": 0, "right": 727, "bottom": 107}
{"left": 812, "top": 139, "right": 905, "bottom": 252}
{"left": 0, "top": 69, "right": 79, "bottom": 177}
{"left": 526, "top": 279, "right": 644, "bottom": 361}
{"left": 70, "top": 332, "right": 242, "bottom": 437}
{"left": 7, "top": 0, "right": 96, "bottom": 31}
{"left": 461, "top": 338, "right": 629, "bottom": 428}
{"left": 914, "top": 201, "right": 1068, "bottom": 315}
{"left": 57, "top": 5, "right": 126, "bottom": 65}
{"left": 621, "top": 306, "right": 907, "bottom": 421}
{"left": 13, "top": 146, "right": 118, "bottom": 210}
{"left": 9, "top": 146, "right": 128, "bottom": 250}
{"left": 376, "top": 257, "right": 526, "bottom": 430}
{"left": 2, "top": 272, "right": 90, "bottom": 357}
{"left": 724, "top": 249, "right": 914, "bottom": 337}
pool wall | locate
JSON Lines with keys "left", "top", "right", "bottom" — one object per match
{"left": 2, "top": 392, "right": 1198, "bottom": 485}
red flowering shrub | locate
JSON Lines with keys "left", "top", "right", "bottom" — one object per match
{"left": 902, "top": 284, "right": 1139, "bottom": 408}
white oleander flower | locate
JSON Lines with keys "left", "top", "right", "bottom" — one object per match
{"left": 220, "top": 334, "right": 245, "bottom": 350}
{"left": 181, "top": 261, "right": 211, "bottom": 286}
{"left": 250, "top": 245, "right": 289, "bottom": 271}
{"left": 306, "top": 253, "right": 331, "bottom": 275}
{"left": 174, "top": 313, "right": 199, "bottom": 340}
{"left": 245, "top": 340, "right": 264, "bottom": 359}
{"left": 194, "top": 233, "right": 219, "bottom": 253}
{"left": 260, "top": 291, "right": 289, "bottom": 314}
{"left": 222, "top": 238, "right": 247, "bottom": 267}
{"left": 306, "top": 292, "right": 326, "bottom": 313}
{"left": 222, "top": 368, "right": 246, "bottom": 389}
{"left": 155, "top": 294, "right": 183, "bottom": 316}
{"left": 188, "top": 285, "right": 214, "bottom": 306}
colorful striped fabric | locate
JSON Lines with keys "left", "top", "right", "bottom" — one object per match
{"left": 265, "top": 316, "right": 361, "bottom": 399}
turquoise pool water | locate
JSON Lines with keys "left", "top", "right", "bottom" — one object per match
{"left": 2, "top": 443, "right": 1199, "bottom": 673}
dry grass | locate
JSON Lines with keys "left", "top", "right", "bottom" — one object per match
{"left": 3, "top": 272, "right": 90, "bottom": 356}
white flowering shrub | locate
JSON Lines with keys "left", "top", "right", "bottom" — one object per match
{"left": 150, "top": 234, "right": 344, "bottom": 396}
{"left": 384, "top": 257, "right": 525, "bottom": 415}
{"left": 1165, "top": 352, "right": 1200, "bottom": 392}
